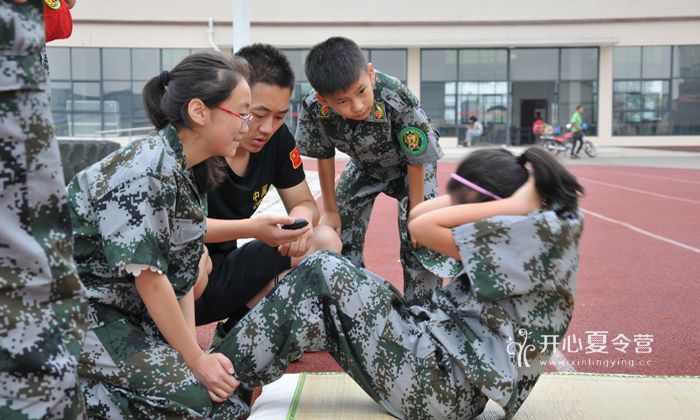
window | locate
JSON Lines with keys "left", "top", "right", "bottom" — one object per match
{"left": 71, "top": 48, "right": 100, "bottom": 80}
{"left": 102, "top": 49, "right": 131, "bottom": 80}
{"left": 45, "top": 48, "right": 70, "bottom": 79}
{"left": 510, "top": 49, "right": 558, "bottom": 81}
{"left": 369, "top": 49, "right": 407, "bottom": 82}
{"left": 46, "top": 47, "right": 201, "bottom": 136}
{"left": 281, "top": 49, "right": 310, "bottom": 132}
{"left": 162, "top": 49, "right": 190, "bottom": 71}
{"left": 613, "top": 45, "right": 699, "bottom": 135}
{"left": 421, "top": 50, "right": 458, "bottom": 135}
{"left": 561, "top": 48, "right": 598, "bottom": 80}
{"left": 672, "top": 46, "right": 700, "bottom": 134}
{"left": 131, "top": 49, "right": 160, "bottom": 81}
{"left": 614, "top": 47, "right": 642, "bottom": 79}
{"left": 421, "top": 47, "right": 598, "bottom": 144}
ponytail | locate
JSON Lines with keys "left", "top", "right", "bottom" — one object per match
{"left": 519, "top": 147, "right": 584, "bottom": 215}
{"left": 142, "top": 76, "right": 169, "bottom": 130}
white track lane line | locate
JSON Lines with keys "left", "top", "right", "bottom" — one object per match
{"left": 594, "top": 170, "right": 700, "bottom": 185}
{"left": 580, "top": 177, "right": 700, "bottom": 205}
{"left": 582, "top": 208, "right": 700, "bottom": 255}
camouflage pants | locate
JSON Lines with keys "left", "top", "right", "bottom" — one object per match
{"left": 78, "top": 304, "right": 250, "bottom": 419}
{"left": 0, "top": 90, "right": 87, "bottom": 418}
{"left": 335, "top": 161, "right": 441, "bottom": 306}
{"left": 220, "top": 251, "right": 488, "bottom": 420}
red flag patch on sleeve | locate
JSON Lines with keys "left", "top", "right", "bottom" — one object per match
{"left": 289, "top": 146, "right": 302, "bottom": 169}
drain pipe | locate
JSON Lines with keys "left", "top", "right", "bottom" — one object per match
{"left": 207, "top": 17, "right": 221, "bottom": 52}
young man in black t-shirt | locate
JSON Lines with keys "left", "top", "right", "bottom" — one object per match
{"left": 195, "top": 44, "right": 341, "bottom": 339}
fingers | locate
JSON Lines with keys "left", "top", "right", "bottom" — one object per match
{"left": 278, "top": 243, "right": 291, "bottom": 257}
{"left": 213, "top": 352, "right": 235, "bottom": 374}
{"left": 262, "top": 214, "right": 295, "bottom": 226}
{"left": 193, "top": 353, "right": 240, "bottom": 402}
{"left": 278, "top": 231, "right": 311, "bottom": 257}
{"left": 208, "top": 390, "right": 226, "bottom": 403}
{"left": 213, "top": 353, "right": 240, "bottom": 392}
{"left": 206, "top": 354, "right": 240, "bottom": 402}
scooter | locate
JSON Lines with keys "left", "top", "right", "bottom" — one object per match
{"left": 540, "top": 124, "right": 597, "bottom": 158}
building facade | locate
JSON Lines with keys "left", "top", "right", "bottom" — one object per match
{"left": 49, "top": 0, "right": 700, "bottom": 146}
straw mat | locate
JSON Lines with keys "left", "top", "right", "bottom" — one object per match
{"left": 249, "top": 372, "right": 700, "bottom": 419}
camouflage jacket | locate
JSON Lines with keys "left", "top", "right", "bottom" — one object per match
{"left": 295, "top": 70, "right": 443, "bottom": 180}
{"left": 417, "top": 209, "right": 583, "bottom": 416}
{"left": 67, "top": 124, "right": 206, "bottom": 323}
{"left": 0, "top": 0, "right": 45, "bottom": 91}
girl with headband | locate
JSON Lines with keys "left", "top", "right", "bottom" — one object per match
{"left": 213, "top": 146, "right": 585, "bottom": 419}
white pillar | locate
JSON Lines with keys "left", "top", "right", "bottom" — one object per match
{"left": 233, "top": 0, "right": 250, "bottom": 53}
{"left": 407, "top": 48, "right": 421, "bottom": 99}
{"left": 597, "top": 45, "right": 614, "bottom": 141}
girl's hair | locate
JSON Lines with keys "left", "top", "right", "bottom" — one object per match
{"left": 142, "top": 51, "right": 250, "bottom": 193}
{"left": 447, "top": 147, "right": 584, "bottom": 215}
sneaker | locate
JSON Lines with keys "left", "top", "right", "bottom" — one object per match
{"left": 290, "top": 350, "right": 304, "bottom": 363}
{"left": 570, "top": 154, "right": 580, "bottom": 159}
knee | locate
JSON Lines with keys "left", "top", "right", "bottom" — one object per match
{"left": 174, "top": 386, "right": 212, "bottom": 416}
{"left": 295, "top": 250, "right": 359, "bottom": 292}
{"left": 311, "top": 224, "right": 342, "bottom": 254}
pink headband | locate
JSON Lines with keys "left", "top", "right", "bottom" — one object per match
{"left": 450, "top": 173, "right": 503, "bottom": 200}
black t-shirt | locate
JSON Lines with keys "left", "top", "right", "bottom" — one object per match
{"left": 207, "top": 124, "right": 306, "bottom": 255}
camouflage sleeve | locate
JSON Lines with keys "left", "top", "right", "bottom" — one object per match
{"left": 451, "top": 212, "right": 565, "bottom": 301}
{"left": 388, "top": 84, "right": 443, "bottom": 165}
{"left": 294, "top": 94, "right": 335, "bottom": 159}
{"left": 0, "top": 1, "right": 47, "bottom": 91}
{"left": 94, "top": 175, "right": 174, "bottom": 274}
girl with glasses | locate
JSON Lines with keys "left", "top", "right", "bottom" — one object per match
{"left": 67, "top": 51, "right": 253, "bottom": 418}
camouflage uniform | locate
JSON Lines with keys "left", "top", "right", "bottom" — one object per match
{"left": 219, "top": 209, "right": 583, "bottom": 419}
{"left": 0, "top": 1, "right": 86, "bottom": 418}
{"left": 67, "top": 125, "right": 248, "bottom": 419}
{"left": 295, "top": 70, "right": 444, "bottom": 306}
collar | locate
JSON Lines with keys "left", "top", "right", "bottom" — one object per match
{"left": 160, "top": 123, "right": 188, "bottom": 172}
{"left": 364, "top": 101, "right": 388, "bottom": 123}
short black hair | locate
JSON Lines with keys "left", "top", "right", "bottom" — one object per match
{"left": 469, "top": 116, "right": 478, "bottom": 122}
{"left": 305, "top": 37, "right": 367, "bottom": 96}
{"left": 236, "top": 43, "right": 295, "bottom": 89}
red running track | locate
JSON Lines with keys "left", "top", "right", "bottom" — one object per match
{"left": 199, "top": 161, "right": 700, "bottom": 377}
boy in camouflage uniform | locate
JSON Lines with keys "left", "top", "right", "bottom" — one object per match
{"left": 0, "top": 1, "right": 87, "bottom": 417}
{"left": 219, "top": 147, "right": 584, "bottom": 419}
{"left": 295, "top": 37, "right": 443, "bottom": 306}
